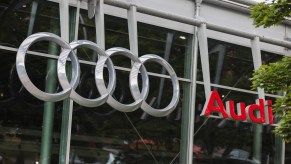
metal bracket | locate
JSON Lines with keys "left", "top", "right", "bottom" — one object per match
{"left": 88, "top": 0, "right": 97, "bottom": 19}
{"left": 284, "top": 37, "right": 291, "bottom": 54}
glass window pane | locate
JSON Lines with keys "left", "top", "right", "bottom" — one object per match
{"left": 286, "top": 143, "right": 291, "bottom": 163}
{"left": 261, "top": 51, "right": 283, "bottom": 65}
{"left": 69, "top": 67, "right": 187, "bottom": 163}
{"left": 208, "top": 39, "right": 254, "bottom": 90}
{"left": 0, "top": 48, "right": 66, "bottom": 163}
{"left": 138, "top": 22, "right": 191, "bottom": 78}
{"left": 0, "top": 1, "right": 60, "bottom": 48}
{"left": 65, "top": 15, "right": 192, "bottom": 163}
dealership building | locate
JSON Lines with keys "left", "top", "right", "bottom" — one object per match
{"left": 0, "top": 0, "right": 290, "bottom": 163}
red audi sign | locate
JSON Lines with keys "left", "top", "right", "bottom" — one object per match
{"left": 201, "top": 91, "right": 274, "bottom": 124}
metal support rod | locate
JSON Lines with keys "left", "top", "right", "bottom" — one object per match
{"left": 251, "top": 36, "right": 285, "bottom": 164}
{"left": 27, "top": 0, "right": 39, "bottom": 36}
{"left": 178, "top": 35, "right": 194, "bottom": 164}
{"left": 59, "top": 0, "right": 69, "bottom": 42}
{"left": 40, "top": 48, "right": 58, "bottom": 164}
{"left": 58, "top": 0, "right": 75, "bottom": 164}
{"left": 212, "top": 45, "right": 226, "bottom": 85}
{"left": 127, "top": 3, "right": 138, "bottom": 56}
{"left": 251, "top": 36, "right": 263, "bottom": 163}
{"left": 197, "top": 23, "right": 211, "bottom": 97}
{"left": 282, "top": 142, "right": 285, "bottom": 164}
{"left": 231, "top": 0, "right": 257, "bottom": 6}
{"left": 251, "top": 36, "right": 264, "bottom": 97}
{"left": 251, "top": 37, "right": 262, "bottom": 70}
{"left": 59, "top": 99, "right": 74, "bottom": 164}
{"left": 180, "top": 37, "right": 196, "bottom": 164}
{"left": 74, "top": 0, "right": 81, "bottom": 41}
{"left": 95, "top": 0, "right": 105, "bottom": 49}
{"left": 157, "top": 32, "right": 174, "bottom": 108}
{"left": 40, "top": 15, "right": 59, "bottom": 164}
{"left": 203, "top": 0, "right": 251, "bottom": 13}
{"left": 179, "top": 1, "right": 202, "bottom": 163}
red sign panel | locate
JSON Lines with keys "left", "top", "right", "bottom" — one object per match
{"left": 201, "top": 91, "right": 274, "bottom": 124}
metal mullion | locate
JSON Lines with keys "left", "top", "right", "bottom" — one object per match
{"left": 74, "top": 0, "right": 81, "bottom": 41}
{"left": 265, "top": 93, "right": 283, "bottom": 98}
{"left": 156, "top": 32, "right": 174, "bottom": 107}
{"left": 59, "top": 0, "right": 70, "bottom": 42}
{"left": 27, "top": 0, "right": 39, "bottom": 36}
{"left": 179, "top": 1, "right": 202, "bottom": 163}
{"left": 127, "top": 4, "right": 159, "bottom": 163}
{"left": 210, "top": 83, "right": 259, "bottom": 95}
{"left": 251, "top": 36, "right": 264, "bottom": 98}
{"left": 197, "top": 23, "right": 211, "bottom": 97}
{"left": 250, "top": 36, "right": 263, "bottom": 162}
{"left": 196, "top": 81, "right": 282, "bottom": 98}
{"left": 40, "top": 18, "right": 59, "bottom": 164}
{"left": 95, "top": 0, "right": 105, "bottom": 49}
{"left": 127, "top": 3, "right": 138, "bottom": 56}
{"left": 252, "top": 36, "right": 285, "bottom": 164}
{"left": 250, "top": 36, "right": 285, "bottom": 164}
{"left": 58, "top": 0, "right": 75, "bottom": 164}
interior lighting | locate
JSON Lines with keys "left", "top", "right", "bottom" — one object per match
{"left": 179, "top": 36, "right": 186, "bottom": 40}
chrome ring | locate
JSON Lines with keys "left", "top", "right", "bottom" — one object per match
{"left": 16, "top": 32, "right": 180, "bottom": 117}
{"left": 58, "top": 40, "right": 116, "bottom": 107}
{"left": 16, "top": 32, "right": 80, "bottom": 102}
{"left": 130, "top": 54, "right": 180, "bottom": 117}
{"left": 96, "top": 47, "right": 149, "bottom": 112}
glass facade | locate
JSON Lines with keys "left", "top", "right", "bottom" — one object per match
{"left": 192, "top": 39, "right": 285, "bottom": 163}
{"left": 207, "top": 39, "right": 254, "bottom": 90}
{"left": 0, "top": 0, "right": 288, "bottom": 163}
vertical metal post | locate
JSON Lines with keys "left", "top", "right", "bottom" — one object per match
{"left": 212, "top": 45, "right": 226, "bottom": 85}
{"left": 251, "top": 36, "right": 263, "bottom": 163}
{"left": 27, "top": 0, "right": 39, "bottom": 36}
{"left": 40, "top": 12, "right": 59, "bottom": 164}
{"left": 275, "top": 134, "right": 285, "bottom": 164}
{"left": 180, "top": 1, "right": 203, "bottom": 163}
{"left": 59, "top": 0, "right": 69, "bottom": 42}
{"left": 58, "top": 0, "right": 76, "bottom": 164}
{"left": 157, "top": 32, "right": 174, "bottom": 108}
{"left": 197, "top": 23, "right": 211, "bottom": 97}
{"left": 95, "top": 0, "right": 105, "bottom": 49}
{"left": 59, "top": 99, "right": 74, "bottom": 164}
{"left": 127, "top": 2, "right": 138, "bottom": 56}
{"left": 282, "top": 142, "right": 285, "bottom": 164}
{"left": 74, "top": 0, "right": 81, "bottom": 41}
{"left": 179, "top": 35, "right": 196, "bottom": 164}
{"left": 128, "top": 1, "right": 146, "bottom": 118}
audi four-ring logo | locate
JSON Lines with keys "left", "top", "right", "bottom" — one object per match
{"left": 16, "top": 32, "right": 180, "bottom": 117}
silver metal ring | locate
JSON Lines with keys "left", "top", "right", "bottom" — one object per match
{"left": 16, "top": 32, "right": 180, "bottom": 117}
{"left": 16, "top": 32, "right": 80, "bottom": 102}
{"left": 97, "top": 47, "right": 149, "bottom": 112}
{"left": 130, "top": 54, "right": 180, "bottom": 117}
{"left": 58, "top": 40, "right": 116, "bottom": 107}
